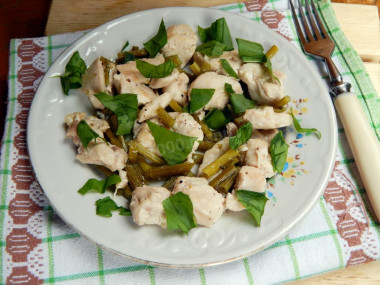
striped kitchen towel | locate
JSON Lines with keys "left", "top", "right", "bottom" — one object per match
{"left": 1, "top": 0, "right": 379, "bottom": 284}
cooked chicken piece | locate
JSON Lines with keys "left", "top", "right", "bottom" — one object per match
{"left": 193, "top": 50, "right": 243, "bottom": 77}
{"left": 81, "top": 58, "right": 116, "bottom": 109}
{"left": 76, "top": 142, "right": 128, "bottom": 173}
{"left": 130, "top": 186, "right": 171, "bottom": 228}
{"left": 251, "top": 129, "right": 278, "bottom": 143}
{"left": 84, "top": 116, "right": 110, "bottom": 137}
{"left": 65, "top": 113, "right": 109, "bottom": 146}
{"left": 163, "top": 71, "right": 189, "bottom": 106}
{"left": 225, "top": 166, "right": 267, "bottom": 212}
{"left": 234, "top": 166, "right": 266, "bottom": 192}
{"left": 225, "top": 192, "right": 245, "bottom": 212}
{"left": 189, "top": 72, "right": 243, "bottom": 110}
{"left": 239, "top": 62, "right": 285, "bottom": 105}
{"left": 134, "top": 121, "right": 161, "bottom": 156}
{"left": 65, "top": 112, "right": 87, "bottom": 146}
{"left": 150, "top": 69, "right": 190, "bottom": 106}
{"left": 149, "top": 68, "right": 180, "bottom": 89}
{"left": 245, "top": 138, "right": 276, "bottom": 178}
{"left": 242, "top": 106, "right": 292, "bottom": 129}
{"left": 113, "top": 73, "right": 157, "bottom": 106}
{"left": 197, "top": 137, "right": 229, "bottom": 176}
{"left": 170, "top": 112, "right": 203, "bottom": 162}
{"left": 116, "top": 169, "right": 128, "bottom": 191}
{"left": 226, "top": 122, "right": 238, "bottom": 137}
{"left": 117, "top": 54, "right": 165, "bottom": 84}
{"left": 161, "top": 24, "right": 197, "bottom": 68}
{"left": 172, "top": 177, "right": 225, "bottom": 227}
{"left": 137, "top": 92, "right": 175, "bottom": 122}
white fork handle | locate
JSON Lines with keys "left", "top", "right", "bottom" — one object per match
{"left": 334, "top": 92, "right": 380, "bottom": 221}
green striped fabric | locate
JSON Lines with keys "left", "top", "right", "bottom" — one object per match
{"left": 1, "top": 0, "right": 379, "bottom": 284}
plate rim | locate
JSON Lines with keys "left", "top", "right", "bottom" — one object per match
{"left": 27, "top": 6, "right": 338, "bottom": 268}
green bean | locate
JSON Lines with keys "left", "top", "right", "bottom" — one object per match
{"left": 192, "top": 153, "right": 204, "bottom": 164}
{"left": 148, "top": 162, "right": 194, "bottom": 180}
{"left": 201, "top": 148, "right": 239, "bottom": 179}
{"left": 197, "top": 140, "right": 215, "bottom": 152}
{"left": 129, "top": 141, "right": 166, "bottom": 165}
{"left": 125, "top": 163, "right": 148, "bottom": 190}
{"left": 157, "top": 106, "right": 175, "bottom": 128}
{"left": 169, "top": 99, "right": 183, "bottom": 112}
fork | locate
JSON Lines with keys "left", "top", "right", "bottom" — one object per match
{"left": 290, "top": 0, "right": 380, "bottom": 221}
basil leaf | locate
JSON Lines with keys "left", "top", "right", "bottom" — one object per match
{"left": 124, "top": 52, "right": 135, "bottom": 63}
{"left": 60, "top": 51, "right": 87, "bottom": 95}
{"left": 196, "top": 40, "right": 227, "bottom": 57}
{"left": 121, "top": 40, "right": 129, "bottom": 52}
{"left": 224, "top": 82, "right": 236, "bottom": 95}
{"left": 135, "top": 59, "right": 175, "bottom": 78}
{"left": 147, "top": 121, "right": 198, "bottom": 165}
{"left": 203, "top": 108, "right": 230, "bottom": 130}
{"left": 119, "top": 207, "right": 132, "bottom": 216}
{"left": 236, "top": 190, "right": 268, "bottom": 226}
{"left": 236, "top": 38, "right": 266, "bottom": 63}
{"left": 95, "top": 197, "right": 130, "bottom": 217}
{"left": 66, "top": 51, "right": 87, "bottom": 74}
{"left": 143, "top": 19, "right": 167, "bottom": 58}
{"left": 230, "top": 93, "right": 256, "bottom": 113}
{"left": 95, "top": 92, "right": 138, "bottom": 135}
{"left": 78, "top": 174, "right": 121, "bottom": 195}
{"left": 290, "top": 108, "right": 321, "bottom": 139}
{"left": 198, "top": 17, "right": 233, "bottom": 51}
{"left": 229, "top": 122, "right": 253, "bottom": 150}
{"left": 270, "top": 131, "right": 289, "bottom": 173}
{"left": 220, "top": 59, "right": 239, "bottom": 79}
{"left": 77, "top": 120, "right": 102, "bottom": 149}
{"left": 163, "top": 192, "right": 197, "bottom": 234}
{"left": 264, "top": 56, "right": 280, "bottom": 84}
{"left": 189, "top": 88, "right": 215, "bottom": 114}
{"left": 225, "top": 83, "right": 256, "bottom": 113}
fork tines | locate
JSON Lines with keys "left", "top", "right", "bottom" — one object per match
{"left": 289, "top": 0, "right": 328, "bottom": 43}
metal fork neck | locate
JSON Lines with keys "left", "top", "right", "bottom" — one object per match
{"left": 329, "top": 81, "right": 352, "bottom": 98}
{"left": 324, "top": 57, "right": 352, "bottom": 97}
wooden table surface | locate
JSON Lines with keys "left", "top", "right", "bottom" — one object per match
{"left": 1, "top": 0, "right": 380, "bottom": 283}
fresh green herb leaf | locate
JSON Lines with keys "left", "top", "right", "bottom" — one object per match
{"left": 124, "top": 52, "right": 135, "bottom": 63}
{"left": 121, "top": 40, "right": 129, "bottom": 52}
{"left": 78, "top": 174, "right": 121, "bottom": 195}
{"left": 264, "top": 56, "right": 280, "bottom": 84}
{"left": 147, "top": 121, "right": 198, "bottom": 165}
{"left": 95, "top": 196, "right": 129, "bottom": 217}
{"left": 95, "top": 92, "right": 138, "bottom": 135}
{"left": 270, "top": 131, "right": 289, "bottom": 173}
{"left": 60, "top": 51, "right": 87, "bottom": 95}
{"left": 230, "top": 93, "right": 256, "bottom": 113}
{"left": 220, "top": 59, "right": 239, "bottom": 79}
{"left": 163, "top": 192, "right": 197, "bottom": 234}
{"left": 198, "top": 18, "right": 233, "bottom": 51}
{"left": 236, "top": 38, "right": 266, "bottom": 63}
{"left": 224, "top": 82, "right": 236, "bottom": 95}
{"left": 77, "top": 120, "right": 103, "bottom": 149}
{"left": 143, "top": 19, "right": 167, "bottom": 58}
{"left": 119, "top": 207, "right": 132, "bottom": 216}
{"left": 229, "top": 122, "right": 253, "bottom": 150}
{"left": 290, "top": 108, "right": 321, "bottom": 139}
{"left": 236, "top": 190, "right": 268, "bottom": 226}
{"left": 189, "top": 88, "right": 215, "bottom": 114}
{"left": 225, "top": 83, "right": 256, "bottom": 113}
{"left": 195, "top": 40, "right": 227, "bottom": 57}
{"left": 182, "top": 104, "right": 190, "bottom": 113}
{"left": 135, "top": 59, "right": 175, "bottom": 78}
{"left": 203, "top": 108, "right": 230, "bottom": 130}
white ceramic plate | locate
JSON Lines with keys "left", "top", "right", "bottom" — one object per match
{"left": 28, "top": 7, "right": 337, "bottom": 268}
